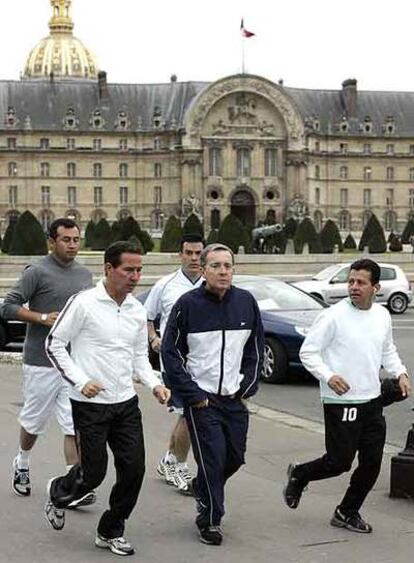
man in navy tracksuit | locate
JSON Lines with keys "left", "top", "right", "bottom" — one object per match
{"left": 162, "top": 243, "right": 264, "bottom": 546}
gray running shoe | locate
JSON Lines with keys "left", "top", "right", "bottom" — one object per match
{"left": 95, "top": 534, "right": 135, "bottom": 556}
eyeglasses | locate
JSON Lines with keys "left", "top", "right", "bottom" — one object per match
{"left": 205, "top": 262, "right": 234, "bottom": 271}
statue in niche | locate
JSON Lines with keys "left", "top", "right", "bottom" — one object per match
{"left": 288, "top": 194, "right": 308, "bottom": 220}
{"left": 182, "top": 193, "right": 201, "bottom": 219}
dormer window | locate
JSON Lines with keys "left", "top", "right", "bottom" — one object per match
{"left": 153, "top": 106, "right": 163, "bottom": 129}
{"left": 63, "top": 107, "right": 79, "bottom": 129}
{"left": 363, "top": 116, "right": 372, "bottom": 133}
{"left": 340, "top": 116, "right": 348, "bottom": 133}
{"left": 5, "top": 107, "right": 18, "bottom": 128}
{"left": 116, "top": 111, "right": 129, "bottom": 130}
{"left": 90, "top": 109, "right": 105, "bottom": 129}
{"left": 384, "top": 116, "right": 395, "bottom": 135}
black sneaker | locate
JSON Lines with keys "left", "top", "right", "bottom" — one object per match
{"left": 330, "top": 507, "right": 373, "bottom": 533}
{"left": 95, "top": 534, "right": 135, "bottom": 556}
{"left": 67, "top": 490, "right": 97, "bottom": 509}
{"left": 282, "top": 463, "right": 307, "bottom": 509}
{"left": 199, "top": 526, "right": 223, "bottom": 546}
{"left": 12, "top": 457, "right": 31, "bottom": 496}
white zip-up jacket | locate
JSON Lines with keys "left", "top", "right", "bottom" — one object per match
{"left": 46, "top": 280, "right": 160, "bottom": 404}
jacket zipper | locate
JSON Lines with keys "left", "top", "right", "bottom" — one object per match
{"left": 114, "top": 305, "right": 121, "bottom": 400}
{"left": 217, "top": 329, "right": 225, "bottom": 395}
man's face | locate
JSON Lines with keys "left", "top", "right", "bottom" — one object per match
{"left": 106, "top": 253, "right": 142, "bottom": 296}
{"left": 180, "top": 242, "right": 203, "bottom": 276}
{"left": 348, "top": 268, "right": 379, "bottom": 309}
{"left": 202, "top": 250, "right": 234, "bottom": 294}
{"left": 49, "top": 226, "right": 80, "bottom": 263}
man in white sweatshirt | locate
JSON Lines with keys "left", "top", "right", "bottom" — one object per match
{"left": 283, "top": 258, "right": 411, "bottom": 533}
{"left": 43, "top": 241, "right": 170, "bottom": 556}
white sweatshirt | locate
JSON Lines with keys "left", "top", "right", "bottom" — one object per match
{"left": 300, "top": 298, "right": 406, "bottom": 401}
{"left": 46, "top": 280, "right": 160, "bottom": 404}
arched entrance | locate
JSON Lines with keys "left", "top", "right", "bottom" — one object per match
{"left": 230, "top": 189, "right": 255, "bottom": 226}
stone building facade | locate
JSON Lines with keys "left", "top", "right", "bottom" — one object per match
{"left": 1, "top": 1, "right": 414, "bottom": 235}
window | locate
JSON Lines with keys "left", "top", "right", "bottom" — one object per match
{"left": 339, "top": 143, "right": 348, "bottom": 154}
{"left": 94, "top": 186, "right": 103, "bottom": 206}
{"left": 7, "top": 138, "right": 16, "bottom": 149}
{"left": 68, "top": 186, "right": 77, "bottom": 206}
{"left": 339, "top": 210, "right": 350, "bottom": 230}
{"left": 120, "top": 186, "right": 128, "bottom": 205}
{"left": 8, "top": 185, "right": 17, "bottom": 207}
{"left": 8, "top": 162, "right": 17, "bottom": 176}
{"left": 315, "top": 187, "right": 320, "bottom": 205}
{"left": 93, "top": 163, "right": 102, "bottom": 178}
{"left": 386, "top": 166, "right": 394, "bottom": 181}
{"left": 363, "top": 143, "right": 371, "bottom": 154}
{"left": 40, "top": 162, "right": 50, "bottom": 177}
{"left": 410, "top": 189, "right": 414, "bottom": 207}
{"left": 363, "top": 189, "right": 371, "bottom": 206}
{"left": 386, "top": 143, "right": 394, "bottom": 155}
{"left": 209, "top": 147, "right": 222, "bottom": 176}
{"left": 67, "top": 162, "right": 76, "bottom": 177}
{"left": 40, "top": 138, "right": 50, "bottom": 149}
{"left": 211, "top": 209, "right": 221, "bottom": 229}
{"left": 154, "top": 163, "right": 162, "bottom": 178}
{"left": 67, "top": 138, "right": 76, "bottom": 150}
{"left": 339, "top": 166, "right": 348, "bottom": 179}
{"left": 362, "top": 211, "right": 371, "bottom": 228}
{"left": 340, "top": 188, "right": 348, "bottom": 207}
{"left": 154, "top": 186, "right": 162, "bottom": 205}
{"left": 410, "top": 168, "right": 414, "bottom": 181}
{"left": 40, "top": 210, "right": 53, "bottom": 232}
{"left": 315, "top": 141, "right": 320, "bottom": 153}
{"left": 314, "top": 165, "right": 320, "bottom": 179}
{"left": 264, "top": 148, "right": 277, "bottom": 176}
{"left": 314, "top": 210, "right": 323, "bottom": 231}
{"left": 385, "top": 211, "right": 396, "bottom": 231}
{"left": 236, "top": 148, "right": 251, "bottom": 177}
{"left": 364, "top": 166, "right": 372, "bottom": 181}
{"left": 381, "top": 267, "right": 397, "bottom": 281}
{"left": 154, "top": 137, "right": 160, "bottom": 150}
{"left": 41, "top": 186, "right": 50, "bottom": 206}
{"left": 93, "top": 138, "right": 102, "bottom": 151}
{"left": 119, "top": 163, "right": 128, "bottom": 178}
{"left": 410, "top": 145, "right": 414, "bottom": 156}
{"left": 386, "top": 188, "right": 394, "bottom": 206}
{"left": 152, "top": 210, "right": 164, "bottom": 231}
{"left": 119, "top": 139, "right": 128, "bottom": 150}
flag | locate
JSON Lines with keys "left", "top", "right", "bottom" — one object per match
{"left": 240, "top": 18, "right": 255, "bottom": 38}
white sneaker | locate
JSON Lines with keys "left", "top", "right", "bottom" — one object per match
{"left": 67, "top": 490, "right": 97, "bottom": 509}
{"left": 44, "top": 478, "right": 65, "bottom": 530}
{"left": 95, "top": 534, "right": 135, "bottom": 556}
{"left": 12, "top": 457, "right": 31, "bottom": 497}
{"left": 174, "top": 463, "right": 193, "bottom": 495}
{"left": 156, "top": 459, "right": 177, "bottom": 486}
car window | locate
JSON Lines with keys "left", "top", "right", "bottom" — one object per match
{"left": 380, "top": 267, "right": 396, "bottom": 281}
{"left": 313, "top": 265, "right": 341, "bottom": 280}
{"left": 331, "top": 267, "right": 349, "bottom": 284}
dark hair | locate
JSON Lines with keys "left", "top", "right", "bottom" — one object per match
{"left": 48, "top": 218, "right": 79, "bottom": 240}
{"left": 350, "top": 258, "right": 381, "bottom": 285}
{"left": 104, "top": 241, "right": 141, "bottom": 268}
{"left": 179, "top": 233, "right": 205, "bottom": 252}
{"left": 200, "top": 243, "right": 234, "bottom": 267}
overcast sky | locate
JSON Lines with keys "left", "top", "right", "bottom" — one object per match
{"left": 1, "top": 0, "right": 412, "bottom": 92}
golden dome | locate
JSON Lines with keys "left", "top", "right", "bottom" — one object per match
{"left": 23, "top": 1, "right": 98, "bottom": 80}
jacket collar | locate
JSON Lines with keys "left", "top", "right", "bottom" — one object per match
{"left": 95, "top": 279, "right": 137, "bottom": 307}
{"left": 200, "top": 281, "right": 233, "bottom": 302}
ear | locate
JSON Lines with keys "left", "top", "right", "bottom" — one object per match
{"left": 374, "top": 283, "right": 380, "bottom": 293}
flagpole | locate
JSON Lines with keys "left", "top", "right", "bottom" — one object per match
{"left": 241, "top": 34, "right": 245, "bottom": 74}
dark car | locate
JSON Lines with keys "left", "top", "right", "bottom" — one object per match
{"left": 0, "top": 299, "right": 26, "bottom": 349}
{"left": 138, "top": 275, "right": 327, "bottom": 384}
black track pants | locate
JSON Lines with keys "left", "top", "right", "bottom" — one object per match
{"left": 50, "top": 395, "right": 145, "bottom": 538}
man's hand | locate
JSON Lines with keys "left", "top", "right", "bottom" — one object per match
{"left": 152, "top": 385, "right": 170, "bottom": 405}
{"left": 192, "top": 398, "right": 209, "bottom": 409}
{"left": 150, "top": 335, "right": 161, "bottom": 353}
{"left": 328, "top": 375, "right": 350, "bottom": 396}
{"left": 81, "top": 380, "right": 105, "bottom": 399}
{"left": 398, "top": 373, "right": 411, "bottom": 397}
{"left": 40, "top": 311, "right": 59, "bottom": 327}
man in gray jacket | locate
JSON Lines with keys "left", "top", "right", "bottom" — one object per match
{"left": 1, "top": 218, "right": 93, "bottom": 503}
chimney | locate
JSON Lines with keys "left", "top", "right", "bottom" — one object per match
{"left": 341, "top": 79, "right": 357, "bottom": 117}
{"left": 98, "top": 71, "right": 108, "bottom": 100}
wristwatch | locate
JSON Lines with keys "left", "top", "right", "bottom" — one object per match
{"left": 40, "top": 313, "right": 48, "bottom": 323}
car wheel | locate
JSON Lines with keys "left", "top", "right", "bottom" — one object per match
{"left": 262, "top": 337, "right": 288, "bottom": 384}
{"left": 0, "top": 323, "right": 8, "bottom": 349}
{"left": 388, "top": 293, "right": 408, "bottom": 314}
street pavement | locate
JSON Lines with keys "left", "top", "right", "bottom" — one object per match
{"left": 1, "top": 363, "right": 414, "bottom": 563}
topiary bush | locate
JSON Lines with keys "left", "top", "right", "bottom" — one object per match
{"left": 183, "top": 213, "right": 204, "bottom": 238}
{"left": 9, "top": 211, "right": 48, "bottom": 255}
{"left": 206, "top": 229, "right": 219, "bottom": 244}
{"left": 1, "top": 221, "right": 15, "bottom": 253}
{"left": 293, "top": 217, "right": 322, "bottom": 254}
{"left": 284, "top": 217, "right": 297, "bottom": 239}
{"left": 160, "top": 216, "right": 183, "bottom": 252}
{"left": 343, "top": 233, "right": 357, "bottom": 250}
{"left": 320, "top": 219, "right": 343, "bottom": 253}
{"left": 402, "top": 219, "right": 414, "bottom": 243}
{"left": 91, "top": 218, "right": 112, "bottom": 250}
{"left": 358, "top": 214, "right": 386, "bottom": 252}
{"left": 84, "top": 220, "right": 96, "bottom": 248}
{"left": 217, "top": 214, "right": 251, "bottom": 253}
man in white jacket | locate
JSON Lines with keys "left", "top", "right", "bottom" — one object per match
{"left": 283, "top": 258, "right": 411, "bottom": 533}
{"left": 44, "top": 241, "right": 170, "bottom": 556}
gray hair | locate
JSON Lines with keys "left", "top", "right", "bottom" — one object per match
{"left": 200, "top": 243, "right": 234, "bottom": 267}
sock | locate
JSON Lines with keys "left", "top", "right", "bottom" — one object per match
{"left": 17, "top": 448, "right": 30, "bottom": 470}
{"left": 164, "top": 451, "right": 177, "bottom": 464}
{"left": 66, "top": 464, "right": 74, "bottom": 473}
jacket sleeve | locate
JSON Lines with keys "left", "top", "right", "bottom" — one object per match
{"left": 45, "top": 295, "right": 90, "bottom": 391}
{"left": 299, "top": 310, "right": 335, "bottom": 383}
{"left": 1, "top": 265, "right": 39, "bottom": 319}
{"left": 238, "top": 296, "right": 265, "bottom": 399}
{"left": 161, "top": 299, "right": 208, "bottom": 406}
{"left": 132, "top": 314, "right": 162, "bottom": 390}
{"left": 381, "top": 312, "right": 407, "bottom": 377}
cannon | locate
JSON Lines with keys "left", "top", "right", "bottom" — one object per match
{"left": 252, "top": 223, "right": 283, "bottom": 253}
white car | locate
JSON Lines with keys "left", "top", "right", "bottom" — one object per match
{"left": 293, "top": 263, "right": 412, "bottom": 314}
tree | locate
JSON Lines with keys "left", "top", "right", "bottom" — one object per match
{"left": 206, "top": 229, "right": 219, "bottom": 244}
{"left": 343, "top": 233, "right": 357, "bottom": 250}
{"left": 84, "top": 220, "right": 96, "bottom": 248}
{"left": 91, "top": 218, "right": 112, "bottom": 250}
{"left": 320, "top": 219, "right": 343, "bottom": 253}
{"left": 217, "top": 214, "right": 251, "bottom": 253}
{"left": 358, "top": 214, "right": 386, "bottom": 253}
{"left": 160, "top": 216, "right": 183, "bottom": 252}
{"left": 1, "top": 221, "right": 15, "bottom": 253}
{"left": 284, "top": 217, "right": 297, "bottom": 239}
{"left": 183, "top": 213, "right": 204, "bottom": 238}
{"left": 120, "top": 216, "right": 141, "bottom": 241}
{"left": 293, "top": 217, "right": 322, "bottom": 254}
{"left": 138, "top": 229, "right": 154, "bottom": 253}
{"left": 401, "top": 218, "right": 414, "bottom": 243}
{"left": 9, "top": 211, "right": 48, "bottom": 255}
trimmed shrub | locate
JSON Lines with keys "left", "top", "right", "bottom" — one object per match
{"left": 183, "top": 213, "right": 204, "bottom": 238}
{"left": 128, "top": 235, "right": 143, "bottom": 253}
{"left": 9, "top": 211, "right": 48, "bottom": 255}
{"left": 284, "top": 217, "right": 297, "bottom": 239}
{"left": 320, "top": 219, "right": 343, "bottom": 253}
{"left": 91, "top": 218, "right": 112, "bottom": 250}
{"left": 343, "top": 233, "right": 357, "bottom": 250}
{"left": 84, "top": 220, "right": 96, "bottom": 248}
{"left": 217, "top": 214, "right": 251, "bottom": 253}
{"left": 120, "top": 216, "right": 141, "bottom": 241}
{"left": 139, "top": 229, "right": 154, "bottom": 254}
{"left": 293, "top": 217, "right": 322, "bottom": 254}
{"left": 358, "top": 214, "right": 386, "bottom": 252}
{"left": 1, "top": 221, "right": 15, "bottom": 253}
{"left": 402, "top": 219, "right": 414, "bottom": 243}
{"left": 389, "top": 235, "right": 403, "bottom": 252}
{"left": 160, "top": 216, "right": 183, "bottom": 252}
{"left": 206, "top": 229, "right": 219, "bottom": 244}
{"left": 111, "top": 220, "right": 123, "bottom": 243}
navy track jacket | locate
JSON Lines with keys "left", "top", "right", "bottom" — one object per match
{"left": 161, "top": 284, "right": 264, "bottom": 406}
